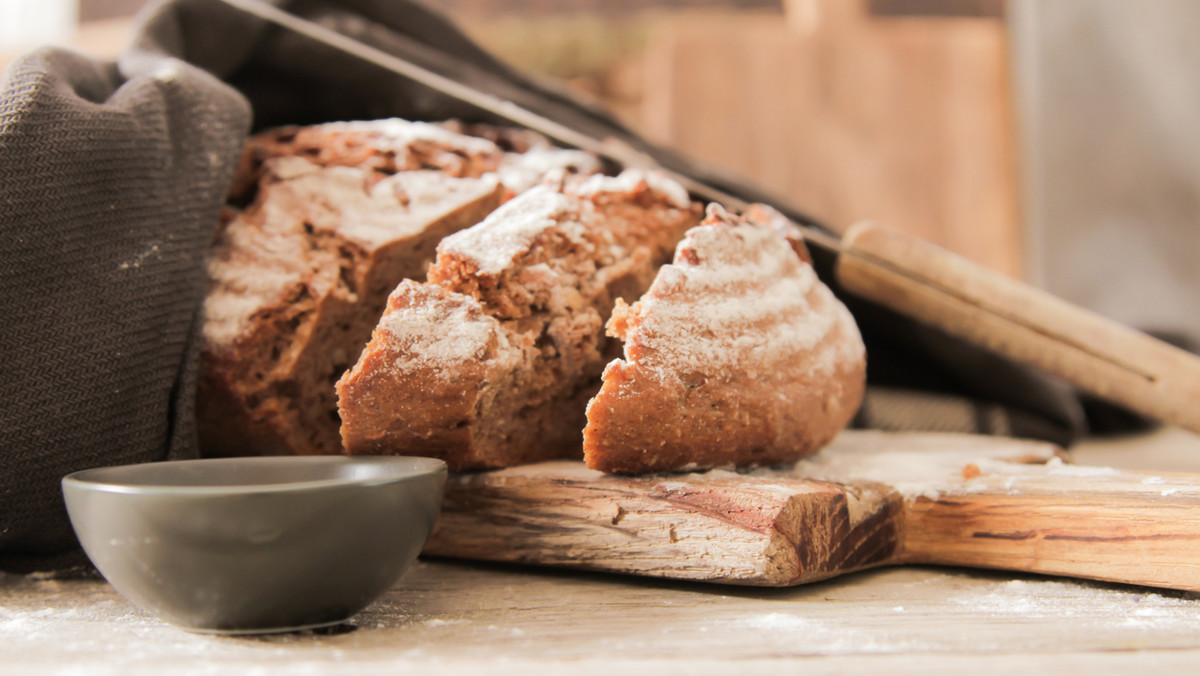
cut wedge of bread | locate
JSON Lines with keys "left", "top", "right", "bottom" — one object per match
{"left": 336, "top": 171, "right": 702, "bottom": 469}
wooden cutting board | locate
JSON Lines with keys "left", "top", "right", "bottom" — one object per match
{"left": 423, "top": 431, "right": 1200, "bottom": 592}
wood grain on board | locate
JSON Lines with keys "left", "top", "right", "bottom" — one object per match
{"left": 426, "top": 431, "right": 1200, "bottom": 592}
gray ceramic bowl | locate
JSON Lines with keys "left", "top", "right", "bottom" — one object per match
{"left": 62, "top": 455, "right": 446, "bottom": 634}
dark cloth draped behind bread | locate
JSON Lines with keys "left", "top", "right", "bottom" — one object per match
{"left": 0, "top": 0, "right": 1122, "bottom": 572}
{"left": 0, "top": 42, "right": 249, "bottom": 572}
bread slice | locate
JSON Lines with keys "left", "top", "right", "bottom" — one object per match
{"left": 199, "top": 119, "right": 598, "bottom": 457}
{"left": 582, "top": 204, "right": 867, "bottom": 474}
{"left": 336, "top": 171, "right": 703, "bottom": 469}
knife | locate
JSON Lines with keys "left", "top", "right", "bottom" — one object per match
{"left": 218, "top": 0, "right": 1200, "bottom": 436}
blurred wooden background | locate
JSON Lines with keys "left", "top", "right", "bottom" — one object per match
{"left": 2, "top": 0, "right": 1023, "bottom": 277}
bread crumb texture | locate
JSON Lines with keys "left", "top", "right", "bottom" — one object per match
{"left": 337, "top": 170, "right": 702, "bottom": 469}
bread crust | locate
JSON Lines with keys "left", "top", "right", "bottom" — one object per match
{"left": 582, "top": 205, "right": 866, "bottom": 474}
{"left": 199, "top": 160, "right": 503, "bottom": 456}
{"left": 337, "top": 172, "right": 702, "bottom": 469}
{"left": 199, "top": 119, "right": 596, "bottom": 457}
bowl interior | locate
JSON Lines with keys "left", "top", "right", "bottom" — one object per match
{"left": 64, "top": 456, "right": 446, "bottom": 492}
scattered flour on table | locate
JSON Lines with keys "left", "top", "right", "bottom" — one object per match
{"left": 947, "top": 578, "right": 1200, "bottom": 629}
{"left": 721, "top": 612, "right": 921, "bottom": 655}
{"left": 422, "top": 618, "right": 467, "bottom": 628}
{"left": 734, "top": 612, "right": 814, "bottom": 632}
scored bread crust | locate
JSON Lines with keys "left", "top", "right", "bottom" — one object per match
{"left": 199, "top": 119, "right": 597, "bottom": 457}
{"left": 336, "top": 171, "right": 703, "bottom": 469}
{"left": 582, "top": 204, "right": 867, "bottom": 474}
{"left": 228, "top": 119, "right": 599, "bottom": 204}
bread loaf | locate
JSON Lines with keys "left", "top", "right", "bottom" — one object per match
{"left": 336, "top": 171, "right": 703, "bottom": 469}
{"left": 582, "top": 204, "right": 867, "bottom": 474}
{"left": 199, "top": 119, "right": 598, "bottom": 457}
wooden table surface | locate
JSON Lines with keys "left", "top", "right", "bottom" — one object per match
{"left": 5, "top": 428, "right": 1200, "bottom": 675}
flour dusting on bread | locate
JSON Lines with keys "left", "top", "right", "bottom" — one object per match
{"left": 583, "top": 204, "right": 866, "bottom": 474}
{"left": 199, "top": 120, "right": 599, "bottom": 458}
{"left": 337, "top": 170, "right": 702, "bottom": 469}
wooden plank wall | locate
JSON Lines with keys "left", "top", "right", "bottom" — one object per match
{"left": 639, "top": 0, "right": 1022, "bottom": 276}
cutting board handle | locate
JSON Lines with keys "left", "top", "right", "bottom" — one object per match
{"left": 835, "top": 222, "right": 1200, "bottom": 434}
{"left": 904, "top": 462, "right": 1200, "bottom": 591}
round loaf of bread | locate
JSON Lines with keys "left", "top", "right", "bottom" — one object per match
{"left": 583, "top": 204, "right": 867, "bottom": 474}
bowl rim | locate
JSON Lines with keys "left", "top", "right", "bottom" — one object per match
{"left": 62, "top": 455, "right": 447, "bottom": 496}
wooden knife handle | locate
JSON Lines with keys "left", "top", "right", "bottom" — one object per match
{"left": 903, "top": 464, "right": 1200, "bottom": 592}
{"left": 836, "top": 221, "right": 1200, "bottom": 435}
